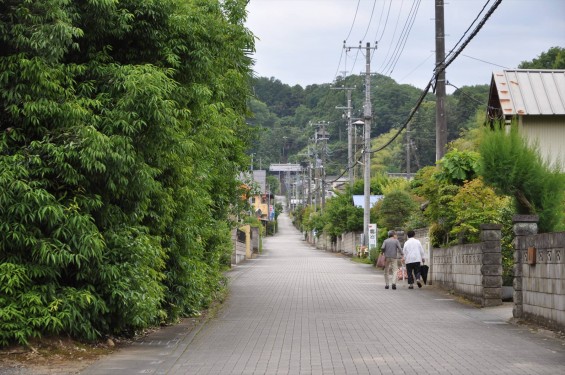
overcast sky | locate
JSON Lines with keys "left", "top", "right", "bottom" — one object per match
{"left": 246, "top": 0, "right": 565, "bottom": 92}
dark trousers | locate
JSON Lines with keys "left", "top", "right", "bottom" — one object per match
{"left": 406, "top": 262, "right": 422, "bottom": 285}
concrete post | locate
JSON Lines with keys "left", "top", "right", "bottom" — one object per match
{"left": 480, "top": 224, "right": 503, "bottom": 307}
{"left": 512, "top": 215, "right": 538, "bottom": 318}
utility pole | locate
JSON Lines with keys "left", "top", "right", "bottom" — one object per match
{"left": 334, "top": 86, "right": 355, "bottom": 188}
{"left": 308, "top": 155, "right": 313, "bottom": 206}
{"left": 345, "top": 41, "right": 377, "bottom": 247}
{"left": 313, "top": 122, "right": 329, "bottom": 211}
{"left": 435, "top": 0, "right": 447, "bottom": 161}
{"left": 406, "top": 120, "right": 411, "bottom": 179}
{"left": 362, "top": 42, "right": 372, "bottom": 248}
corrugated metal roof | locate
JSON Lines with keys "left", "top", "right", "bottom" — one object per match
{"left": 492, "top": 69, "right": 565, "bottom": 116}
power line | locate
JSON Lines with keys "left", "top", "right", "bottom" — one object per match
{"left": 375, "top": 0, "right": 393, "bottom": 42}
{"left": 360, "top": 0, "right": 378, "bottom": 42}
{"left": 344, "top": 0, "right": 361, "bottom": 42}
{"left": 387, "top": 0, "right": 422, "bottom": 75}
{"left": 398, "top": 53, "right": 433, "bottom": 83}
{"left": 460, "top": 54, "right": 509, "bottom": 69}
{"left": 445, "top": 0, "right": 492, "bottom": 62}
{"left": 377, "top": 0, "right": 405, "bottom": 73}
{"left": 368, "top": 0, "right": 503, "bottom": 155}
{"left": 446, "top": 81, "right": 499, "bottom": 110}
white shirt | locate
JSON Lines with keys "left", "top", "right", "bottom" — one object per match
{"left": 403, "top": 237, "right": 425, "bottom": 264}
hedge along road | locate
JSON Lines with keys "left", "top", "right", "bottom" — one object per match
{"left": 81, "top": 212, "right": 565, "bottom": 375}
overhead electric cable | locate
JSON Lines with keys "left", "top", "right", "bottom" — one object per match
{"left": 447, "top": 81, "right": 499, "bottom": 109}
{"left": 371, "top": 0, "right": 391, "bottom": 60}
{"left": 398, "top": 53, "right": 433, "bottom": 82}
{"left": 368, "top": 0, "right": 503, "bottom": 155}
{"left": 342, "top": 41, "right": 362, "bottom": 79}
{"left": 344, "top": 0, "right": 361, "bottom": 42}
{"left": 332, "top": 47, "right": 345, "bottom": 82}
{"left": 375, "top": 0, "right": 393, "bottom": 42}
{"left": 380, "top": 0, "right": 421, "bottom": 75}
{"left": 361, "top": 0, "right": 378, "bottom": 42}
{"left": 460, "top": 54, "right": 509, "bottom": 69}
{"left": 387, "top": 0, "right": 422, "bottom": 75}
{"left": 445, "top": 0, "right": 492, "bottom": 61}
{"left": 442, "top": 0, "right": 502, "bottom": 69}
{"left": 377, "top": 0, "right": 405, "bottom": 73}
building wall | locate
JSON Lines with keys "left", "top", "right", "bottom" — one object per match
{"left": 520, "top": 115, "right": 565, "bottom": 171}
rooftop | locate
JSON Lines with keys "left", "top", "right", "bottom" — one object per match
{"left": 488, "top": 69, "right": 565, "bottom": 117}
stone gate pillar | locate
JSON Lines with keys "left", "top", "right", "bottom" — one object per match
{"left": 512, "top": 215, "right": 538, "bottom": 319}
{"left": 480, "top": 224, "right": 503, "bottom": 307}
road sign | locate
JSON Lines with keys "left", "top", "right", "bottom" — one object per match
{"left": 368, "top": 224, "right": 377, "bottom": 249}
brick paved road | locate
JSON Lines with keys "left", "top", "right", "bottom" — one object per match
{"left": 81, "top": 213, "right": 565, "bottom": 375}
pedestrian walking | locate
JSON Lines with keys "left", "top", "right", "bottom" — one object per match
{"left": 380, "top": 230, "right": 402, "bottom": 290}
{"left": 402, "top": 230, "right": 425, "bottom": 289}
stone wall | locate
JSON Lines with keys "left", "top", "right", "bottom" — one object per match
{"left": 430, "top": 224, "right": 503, "bottom": 307}
{"left": 338, "top": 232, "right": 360, "bottom": 256}
{"left": 513, "top": 215, "right": 565, "bottom": 330}
{"left": 231, "top": 225, "right": 261, "bottom": 265}
{"left": 307, "top": 231, "right": 359, "bottom": 256}
{"left": 315, "top": 233, "right": 335, "bottom": 252}
{"left": 232, "top": 228, "right": 247, "bottom": 265}
{"left": 251, "top": 226, "right": 260, "bottom": 254}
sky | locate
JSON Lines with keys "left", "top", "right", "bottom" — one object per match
{"left": 245, "top": 0, "right": 565, "bottom": 93}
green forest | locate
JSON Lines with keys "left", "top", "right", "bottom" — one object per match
{"left": 248, "top": 74, "right": 489, "bottom": 177}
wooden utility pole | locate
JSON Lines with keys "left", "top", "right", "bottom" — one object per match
{"left": 313, "top": 122, "right": 329, "bottom": 211}
{"left": 344, "top": 42, "right": 376, "bottom": 246}
{"left": 406, "top": 120, "right": 411, "bottom": 178}
{"left": 334, "top": 86, "right": 355, "bottom": 188}
{"left": 362, "top": 42, "right": 372, "bottom": 247}
{"left": 435, "top": 0, "right": 447, "bottom": 161}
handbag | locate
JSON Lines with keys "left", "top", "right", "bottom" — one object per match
{"left": 376, "top": 253, "right": 386, "bottom": 268}
{"left": 397, "top": 263, "right": 408, "bottom": 280}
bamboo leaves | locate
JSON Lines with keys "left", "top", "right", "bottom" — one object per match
{"left": 1, "top": 0, "right": 254, "bottom": 345}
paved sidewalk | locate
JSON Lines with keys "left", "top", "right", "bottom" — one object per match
{"left": 81, "top": 213, "right": 565, "bottom": 375}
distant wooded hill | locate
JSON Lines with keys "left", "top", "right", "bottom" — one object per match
{"left": 247, "top": 74, "right": 489, "bottom": 177}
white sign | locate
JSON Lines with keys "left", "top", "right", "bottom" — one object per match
{"left": 269, "top": 163, "right": 302, "bottom": 172}
{"left": 368, "top": 224, "right": 377, "bottom": 249}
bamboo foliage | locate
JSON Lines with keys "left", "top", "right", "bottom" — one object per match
{"left": 0, "top": 0, "right": 254, "bottom": 345}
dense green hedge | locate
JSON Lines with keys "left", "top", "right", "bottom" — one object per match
{"left": 0, "top": 0, "right": 254, "bottom": 346}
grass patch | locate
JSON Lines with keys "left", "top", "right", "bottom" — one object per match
{"left": 350, "top": 256, "right": 373, "bottom": 265}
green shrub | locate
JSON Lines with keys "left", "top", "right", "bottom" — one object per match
{"left": 479, "top": 123, "right": 565, "bottom": 232}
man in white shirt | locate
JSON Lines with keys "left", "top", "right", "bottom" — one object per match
{"left": 402, "top": 230, "right": 425, "bottom": 289}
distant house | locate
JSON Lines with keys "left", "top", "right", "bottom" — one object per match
{"left": 487, "top": 69, "right": 565, "bottom": 171}
{"left": 240, "top": 170, "right": 274, "bottom": 221}
{"left": 326, "top": 175, "right": 349, "bottom": 193}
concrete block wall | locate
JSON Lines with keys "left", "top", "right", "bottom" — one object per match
{"left": 231, "top": 228, "right": 247, "bottom": 265}
{"left": 432, "top": 243, "right": 483, "bottom": 305}
{"left": 316, "top": 233, "right": 336, "bottom": 252}
{"left": 513, "top": 215, "right": 565, "bottom": 330}
{"left": 251, "top": 226, "right": 260, "bottom": 254}
{"left": 430, "top": 224, "right": 502, "bottom": 307}
{"left": 339, "top": 232, "right": 360, "bottom": 256}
